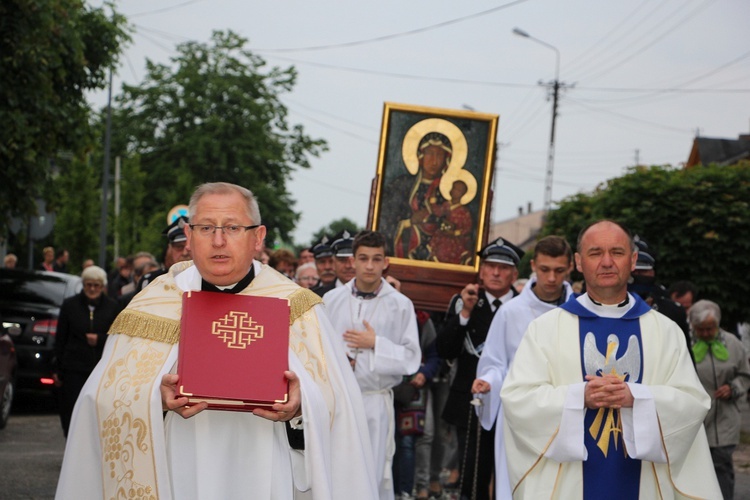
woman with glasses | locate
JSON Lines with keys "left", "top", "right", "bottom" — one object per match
{"left": 53, "top": 265, "right": 119, "bottom": 437}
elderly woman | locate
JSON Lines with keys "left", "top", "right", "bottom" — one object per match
{"left": 690, "top": 299, "right": 750, "bottom": 500}
{"left": 53, "top": 265, "right": 119, "bottom": 437}
{"left": 295, "top": 261, "right": 319, "bottom": 289}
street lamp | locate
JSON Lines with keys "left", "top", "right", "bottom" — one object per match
{"left": 513, "top": 27, "right": 563, "bottom": 212}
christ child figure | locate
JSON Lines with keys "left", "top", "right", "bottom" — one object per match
{"left": 429, "top": 179, "right": 474, "bottom": 264}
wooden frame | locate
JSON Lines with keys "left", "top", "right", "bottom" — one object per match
{"left": 368, "top": 102, "right": 499, "bottom": 311}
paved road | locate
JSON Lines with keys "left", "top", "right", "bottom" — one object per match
{"left": 3, "top": 392, "right": 750, "bottom": 499}
{"left": 0, "top": 393, "right": 65, "bottom": 500}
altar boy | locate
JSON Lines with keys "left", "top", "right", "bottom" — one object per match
{"left": 324, "top": 230, "right": 421, "bottom": 500}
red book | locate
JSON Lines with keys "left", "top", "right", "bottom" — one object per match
{"left": 177, "top": 290, "right": 290, "bottom": 411}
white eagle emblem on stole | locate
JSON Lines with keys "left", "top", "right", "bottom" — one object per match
{"left": 583, "top": 333, "right": 641, "bottom": 456}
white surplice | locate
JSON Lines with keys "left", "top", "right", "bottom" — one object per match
{"left": 323, "top": 278, "right": 421, "bottom": 500}
{"left": 475, "top": 277, "right": 573, "bottom": 500}
{"left": 57, "top": 261, "right": 378, "bottom": 500}
{"left": 500, "top": 293, "right": 721, "bottom": 499}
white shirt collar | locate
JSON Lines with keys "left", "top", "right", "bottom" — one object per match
{"left": 577, "top": 292, "right": 635, "bottom": 319}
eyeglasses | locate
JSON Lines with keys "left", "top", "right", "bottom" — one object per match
{"left": 83, "top": 282, "right": 103, "bottom": 289}
{"left": 189, "top": 224, "right": 260, "bottom": 238}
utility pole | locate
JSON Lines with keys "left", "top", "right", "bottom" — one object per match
{"left": 544, "top": 78, "right": 560, "bottom": 212}
{"left": 99, "top": 67, "right": 113, "bottom": 268}
{"left": 513, "top": 28, "right": 571, "bottom": 212}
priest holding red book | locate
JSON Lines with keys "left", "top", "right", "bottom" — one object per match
{"left": 57, "top": 182, "right": 378, "bottom": 500}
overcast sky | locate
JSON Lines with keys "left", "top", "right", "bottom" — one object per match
{"left": 88, "top": 0, "right": 750, "bottom": 246}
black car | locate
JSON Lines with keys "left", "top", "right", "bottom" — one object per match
{"left": 0, "top": 330, "right": 16, "bottom": 428}
{"left": 0, "top": 269, "right": 81, "bottom": 394}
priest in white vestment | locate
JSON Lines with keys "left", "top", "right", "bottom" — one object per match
{"left": 324, "top": 230, "right": 421, "bottom": 500}
{"left": 57, "top": 182, "right": 378, "bottom": 500}
{"left": 500, "top": 220, "right": 721, "bottom": 499}
{"left": 473, "top": 236, "right": 574, "bottom": 500}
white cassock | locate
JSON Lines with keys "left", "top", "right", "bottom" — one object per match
{"left": 500, "top": 293, "right": 721, "bottom": 499}
{"left": 324, "top": 278, "right": 421, "bottom": 500}
{"left": 475, "top": 277, "right": 573, "bottom": 500}
{"left": 57, "top": 261, "right": 378, "bottom": 500}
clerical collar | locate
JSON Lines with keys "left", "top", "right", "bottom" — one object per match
{"left": 352, "top": 280, "right": 383, "bottom": 300}
{"left": 201, "top": 267, "right": 255, "bottom": 294}
{"left": 577, "top": 292, "right": 634, "bottom": 319}
{"left": 589, "top": 294, "right": 629, "bottom": 307}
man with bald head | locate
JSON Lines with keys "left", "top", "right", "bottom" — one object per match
{"left": 501, "top": 220, "right": 720, "bottom": 499}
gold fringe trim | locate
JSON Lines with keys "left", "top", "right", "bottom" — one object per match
{"left": 109, "top": 288, "right": 320, "bottom": 343}
{"left": 108, "top": 310, "right": 181, "bottom": 344}
{"left": 289, "top": 288, "right": 323, "bottom": 325}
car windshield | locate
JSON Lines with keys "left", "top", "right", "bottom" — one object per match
{"left": 0, "top": 274, "right": 71, "bottom": 306}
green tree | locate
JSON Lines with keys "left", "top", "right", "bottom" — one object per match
{"left": 52, "top": 156, "right": 101, "bottom": 272}
{"left": 113, "top": 154, "right": 149, "bottom": 257}
{"left": 0, "top": 0, "right": 129, "bottom": 230}
{"left": 542, "top": 162, "right": 750, "bottom": 328}
{"left": 309, "top": 218, "right": 364, "bottom": 248}
{"left": 108, "top": 30, "right": 326, "bottom": 249}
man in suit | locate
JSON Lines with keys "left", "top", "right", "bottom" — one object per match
{"left": 436, "top": 237, "right": 523, "bottom": 500}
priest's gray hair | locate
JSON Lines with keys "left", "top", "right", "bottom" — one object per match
{"left": 189, "top": 182, "right": 262, "bottom": 225}
{"left": 688, "top": 299, "right": 721, "bottom": 327}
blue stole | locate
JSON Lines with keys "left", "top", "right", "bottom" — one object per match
{"left": 560, "top": 295, "right": 652, "bottom": 500}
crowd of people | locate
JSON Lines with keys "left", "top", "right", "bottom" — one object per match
{"left": 4, "top": 181, "right": 748, "bottom": 500}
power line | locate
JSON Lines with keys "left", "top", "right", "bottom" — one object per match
{"left": 576, "top": 0, "right": 719, "bottom": 83}
{"left": 565, "top": 97, "right": 692, "bottom": 134}
{"left": 285, "top": 105, "right": 376, "bottom": 144}
{"left": 134, "top": 30, "right": 175, "bottom": 54}
{"left": 134, "top": 24, "right": 192, "bottom": 44}
{"left": 264, "top": 53, "right": 748, "bottom": 94}
{"left": 501, "top": 98, "right": 550, "bottom": 144}
{"left": 292, "top": 172, "right": 370, "bottom": 198}
{"left": 263, "top": 54, "right": 537, "bottom": 90}
{"left": 252, "top": 0, "right": 530, "bottom": 53}
{"left": 130, "top": 0, "right": 205, "bottom": 19}
{"left": 570, "top": 48, "right": 750, "bottom": 107}
{"left": 564, "top": 0, "right": 654, "bottom": 75}
{"left": 499, "top": 87, "right": 548, "bottom": 138}
{"left": 123, "top": 53, "right": 139, "bottom": 82}
{"left": 285, "top": 98, "right": 377, "bottom": 133}
{"left": 574, "top": 84, "right": 750, "bottom": 94}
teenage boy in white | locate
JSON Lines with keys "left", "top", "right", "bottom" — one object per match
{"left": 325, "top": 230, "right": 421, "bottom": 500}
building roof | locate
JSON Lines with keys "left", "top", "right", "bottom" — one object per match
{"left": 686, "top": 135, "right": 750, "bottom": 168}
{"left": 488, "top": 209, "right": 546, "bottom": 251}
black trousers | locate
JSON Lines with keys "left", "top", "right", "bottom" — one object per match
{"left": 58, "top": 370, "right": 90, "bottom": 437}
{"left": 710, "top": 445, "right": 735, "bottom": 500}
{"left": 456, "top": 410, "right": 495, "bottom": 500}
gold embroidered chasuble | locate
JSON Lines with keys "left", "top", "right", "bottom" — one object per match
{"left": 56, "top": 261, "right": 377, "bottom": 500}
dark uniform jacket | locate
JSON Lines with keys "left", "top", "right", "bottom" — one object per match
{"left": 436, "top": 287, "right": 518, "bottom": 427}
{"left": 629, "top": 281, "right": 692, "bottom": 362}
{"left": 311, "top": 281, "right": 335, "bottom": 298}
